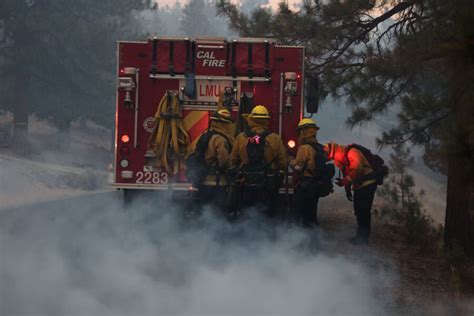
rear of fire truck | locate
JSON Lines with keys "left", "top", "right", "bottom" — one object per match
{"left": 112, "top": 36, "right": 318, "bottom": 201}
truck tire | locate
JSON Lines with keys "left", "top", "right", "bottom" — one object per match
{"left": 123, "top": 189, "right": 166, "bottom": 208}
{"left": 123, "top": 189, "right": 138, "bottom": 207}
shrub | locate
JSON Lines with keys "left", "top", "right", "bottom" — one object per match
{"left": 376, "top": 143, "right": 436, "bottom": 243}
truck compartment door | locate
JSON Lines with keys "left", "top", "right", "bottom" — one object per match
{"left": 150, "top": 38, "right": 193, "bottom": 75}
{"left": 229, "top": 40, "right": 274, "bottom": 78}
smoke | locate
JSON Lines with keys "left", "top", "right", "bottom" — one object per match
{"left": 1, "top": 193, "right": 396, "bottom": 315}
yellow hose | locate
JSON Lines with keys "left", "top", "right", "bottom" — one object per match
{"left": 147, "top": 92, "right": 190, "bottom": 175}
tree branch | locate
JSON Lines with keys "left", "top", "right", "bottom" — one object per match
{"left": 315, "top": 1, "right": 418, "bottom": 72}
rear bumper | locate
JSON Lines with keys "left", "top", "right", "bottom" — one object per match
{"left": 111, "top": 183, "right": 197, "bottom": 191}
{"left": 110, "top": 183, "right": 294, "bottom": 194}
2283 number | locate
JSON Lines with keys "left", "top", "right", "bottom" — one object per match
{"left": 135, "top": 172, "right": 168, "bottom": 184}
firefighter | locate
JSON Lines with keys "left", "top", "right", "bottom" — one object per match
{"left": 324, "top": 142, "right": 377, "bottom": 244}
{"left": 290, "top": 118, "right": 323, "bottom": 228}
{"left": 194, "top": 109, "right": 235, "bottom": 211}
{"left": 230, "top": 105, "right": 286, "bottom": 217}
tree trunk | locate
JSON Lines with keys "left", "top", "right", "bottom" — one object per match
{"left": 443, "top": 56, "right": 474, "bottom": 258}
{"left": 444, "top": 156, "right": 474, "bottom": 258}
{"left": 12, "top": 65, "right": 31, "bottom": 156}
{"left": 57, "top": 119, "right": 71, "bottom": 150}
{"left": 443, "top": 60, "right": 474, "bottom": 258}
{"left": 11, "top": 7, "right": 31, "bottom": 156}
{"left": 79, "top": 117, "right": 87, "bottom": 129}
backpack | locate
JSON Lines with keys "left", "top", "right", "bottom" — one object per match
{"left": 309, "top": 142, "right": 336, "bottom": 197}
{"left": 240, "top": 130, "right": 272, "bottom": 187}
{"left": 186, "top": 130, "right": 229, "bottom": 186}
{"left": 345, "top": 144, "right": 389, "bottom": 185}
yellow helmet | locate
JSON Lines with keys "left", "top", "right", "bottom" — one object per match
{"left": 210, "top": 109, "right": 234, "bottom": 123}
{"left": 297, "top": 118, "right": 320, "bottom": 131}
{"left": 250, "top": 105, "right": 271, "bottom": 119}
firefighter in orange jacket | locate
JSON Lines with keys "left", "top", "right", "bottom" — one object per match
{"left": 230, "top": 105, "right": 286, "bottom": 216}
{"left": 290, "top": 118, "right": 322, "bottom": 227}
{"left": 197, "top": 109, "right": 234, "bottom": 210}
{"left": 324, "top": 142, "right": 377, "bottom": 244}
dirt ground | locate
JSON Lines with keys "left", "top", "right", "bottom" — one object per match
{"left": 318, "top": 190, "right": 474, "bottom": 315}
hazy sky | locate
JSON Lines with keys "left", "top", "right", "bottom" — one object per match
{"left": 157, "top": 0, "right": 302, "bottom": 10}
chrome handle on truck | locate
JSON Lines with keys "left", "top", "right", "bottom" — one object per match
{"left": 134, "top": 68, "right": 140, "bottom": 149}
{"left": 117, "top": 67, "right": 140, "bottom": 149}
{"left": 197, "top": 45, "right": 225, "bottom": 49}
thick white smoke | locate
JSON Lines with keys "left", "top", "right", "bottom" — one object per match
{"left": 1, "top": 193, "right": 395, "bottom": 315}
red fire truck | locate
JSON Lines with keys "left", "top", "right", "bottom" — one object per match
{"left": 112, "top": 36, "right": 319, "bottom": 201}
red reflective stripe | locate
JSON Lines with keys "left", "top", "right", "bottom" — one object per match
{"left": 187, "top": 112, "right": 209, "bottom": 143}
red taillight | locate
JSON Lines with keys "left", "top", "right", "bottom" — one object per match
{"left": 297, "top": 74, "right": 301, "bottom": 79}
{"left": 288, "top": 140, "right": 296, "bottom": 148}
{"left": 120, "top": 147, "right": 130, "bottom": 156}
{"left": 121, "top": 134, "right": 130, "bottom": 143}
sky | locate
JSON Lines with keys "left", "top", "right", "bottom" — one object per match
{"left": 156, "top": 0, "right": 302, "bottom": 10}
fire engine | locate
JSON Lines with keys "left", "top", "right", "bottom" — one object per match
{"left": 112, "top": 36, "right": 319, "bottom": 201}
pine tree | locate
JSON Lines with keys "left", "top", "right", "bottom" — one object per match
{"left": 0, "top": 0, "right": 34, "bottom": 153}
{"left": 378, "top": 144, "right": 433, "bottom": 243}
{"left": 216, "top": 0, "right": 474, "bottom": 258}
{"left": 0, "top": 0, "right": 154, "bottom": 149}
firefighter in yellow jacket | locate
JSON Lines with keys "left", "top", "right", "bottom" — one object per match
{"left": 230, "top": 105, "right": 286, "bottom": 216}
{"left": 194, "top": 109, "right": 234, "bottom": 210}
{"left": 324, "top": 142, "right": 377, "bottom": 244}
{"left": 290, "top": 118, "right": 323, "bottom": 227}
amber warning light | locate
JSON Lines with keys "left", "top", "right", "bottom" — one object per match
{"left": 121, "top": 134, "right": 130, "bottom": 143}
{"left": 288, "top": 140, "right": 296, "bottom": 148}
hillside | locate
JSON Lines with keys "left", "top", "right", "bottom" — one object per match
{"left": 0, "top": 114, "right": 111, "bottom": 209}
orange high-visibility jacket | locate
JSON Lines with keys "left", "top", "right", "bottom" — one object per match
{"left": 344, "top": 147, "right": 376, "bottom": 190}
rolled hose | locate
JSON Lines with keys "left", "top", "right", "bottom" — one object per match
{"left": 147, "top": 92, "right": 190, "bottom": 175}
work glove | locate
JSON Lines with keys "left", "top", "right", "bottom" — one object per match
{"left": 335, "top": 177, "right": 350, "bottom": 187}
{"left": 345, "top": 185, "right": 353, "bottom": 202}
